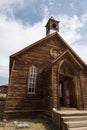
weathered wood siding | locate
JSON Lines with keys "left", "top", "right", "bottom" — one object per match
{"left": 80, "top": 70, "right": 87, "bottom": 109}
{"left": 4, "top": 38, "right": 65, "bottom": 118}
{"left": 42, "top": 68, "right": 52, "bottom": 110}
{"left": 74, "top": 73, "right": 83, "bottom": 109}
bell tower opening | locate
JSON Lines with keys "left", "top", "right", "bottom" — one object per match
{"left": 45, "top": 16, "right": 60, "bottom": 36}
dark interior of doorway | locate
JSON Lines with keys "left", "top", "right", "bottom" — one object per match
{"left": 59, "top": 74, "right": 77, "bottom": 108}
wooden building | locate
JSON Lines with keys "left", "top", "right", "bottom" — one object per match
{"left": 0, "top": 85, "right": 8, "bottom": 94}
{"left": 3, "top": 17, "right": 87, "bottom": 119}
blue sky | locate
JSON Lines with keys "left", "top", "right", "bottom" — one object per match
{"left": 0, "top": 0, "right": 87, "bottom": 85}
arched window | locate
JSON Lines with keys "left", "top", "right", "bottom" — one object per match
{"left": 28, "top": 66, "right": 37, "bottom": 93}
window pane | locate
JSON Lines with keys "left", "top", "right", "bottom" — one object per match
{"left": 32, "top": 88, "right": 34, "bottom": 92}
{"left": 29, "top": 83, "right": 32, "bottom": 88}
{"left": 29, "top": 88, "right": 31, "bottom": 92}
{"left": 30, "top": 78, "right": 33, "bottom": 83}
{"left": 28, "top": 66, "right": 37, "bottom": 93}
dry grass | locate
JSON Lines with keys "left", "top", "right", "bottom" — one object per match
{"left": 0, "top": 118, "right": 58, "bottom": 130}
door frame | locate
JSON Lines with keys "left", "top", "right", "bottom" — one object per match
{"left": 59, "top": 73, "right": 77, "bottom": 108}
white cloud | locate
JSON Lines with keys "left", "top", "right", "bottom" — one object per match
{"left": 0, "top": 66, "right": 9, "bottom": 78}
{"left": 58, "top": 15, "right": 84, "bottom": 44}
{"left": 71, "top": 44, "right": 87, "bottom": 63}
{"left": 0, "top": 0, "right": 23, "bottom": 7}
{"left": 70, "top": 3, "right": 77, "bottom": 11}
{"left": 81, "top": 13, "right": 87, "bottom": 24}
{"left": 0, "top": 0, "right": 24, "bottom": 19}
{"left": 0, "top": 65, "right": 9, "bottom": 85}
{"left": 42, "top": 6, "right": 49, "bottom": 18}
{"left": 0, "top": 14, "right": 46, "bottom": 66}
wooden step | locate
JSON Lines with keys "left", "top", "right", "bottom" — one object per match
{"left": 62, "top": 115, "right": 87, "bottom": 122}
{"left": 62, "top": 112, "right": 87, "bottom": 116}
{"left": 58, "top": 110, "right": 87, "bottom": 117}
{"left": 53, "top": 109, "right": 87, "bottom": 130}
{"left": 65, "top": 120, "right": 87, "bottom": 128}
{"left": 68, "top": 127, "right": 87, "bottom": 130}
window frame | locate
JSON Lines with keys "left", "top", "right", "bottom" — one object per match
{"left": 27, "top": 65, "right": 37, "bottom": 94}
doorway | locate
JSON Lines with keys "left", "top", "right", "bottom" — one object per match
{"left": 59, "top": 74, "right": 76, "bottom": 108}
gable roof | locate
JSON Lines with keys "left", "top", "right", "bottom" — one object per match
{"left": 42, "top": 50, "right": 83, "bottom": 74}
{"left": 11, "top": 32, "right": 57, "bottom": 57}
{"left": 53, "top": 50, "right": 84, "bottom": 69}
{"left": 10, "top": 32, "right": 86, "bottom": 69}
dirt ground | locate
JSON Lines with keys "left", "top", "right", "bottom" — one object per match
{"left": 0, "top": 118, "right": 58, "bottom": 130}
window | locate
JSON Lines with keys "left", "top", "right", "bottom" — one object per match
{"left": 28, "top": 66, "right": 37, "bottom": 93}
{"left": 52, "top": 23, "right": 56, "bottom": 28}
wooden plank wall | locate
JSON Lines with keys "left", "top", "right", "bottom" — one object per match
{"left": 80, "top": 70, "right": 87, "bottom": 109}
{"left": 4, "top": 62, "right": 44, "bottom": 118}
{"left": 4, "top": 39, "right": 63, "bottom": 118}
{"left": 74, "top": 73, "right": 83, "bottom": 109}
{"left": 42, "top": 68, "right": 52, "bottom": 110}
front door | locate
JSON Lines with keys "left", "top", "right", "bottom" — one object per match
{"left": 59, "top": 74, "right": 76, "bottom": 108}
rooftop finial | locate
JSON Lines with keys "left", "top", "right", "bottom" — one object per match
{"left": 50, "top": 16, "right": 54, "bottom": 19}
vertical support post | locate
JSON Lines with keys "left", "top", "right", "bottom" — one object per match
{"left": 73, "top": 75, "right": 79, "bottom": 109}
{"left": 79, "top": 71, "right": 84, "bottom": 109}
{"left": 57, "top": 72, "right": 60, "bottom": 109}
{"left": 52, "top": 65, "right": 59, "bottom": 109}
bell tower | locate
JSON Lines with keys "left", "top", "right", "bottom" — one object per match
{"left": 45, "top": 16, "right": 60, "bottom": 36}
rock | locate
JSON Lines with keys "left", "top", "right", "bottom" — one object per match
{"left": 3, "top": 119, "right": 8, "bottom": 123}
{"left": 16, "top": 123, "right": 30, "bottom": 129}
{"left": 14, "top": 121, "right": 19, "bottom": 124}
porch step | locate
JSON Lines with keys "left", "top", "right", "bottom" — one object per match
{"left": 60, "top": 107, "right": 77, "bottom": 110}
{"left": 55, "top": 110, "right": 87, "bottom": 130}
{"left": 65, "top": 120, "right": 87, "bottom": 128}
{"left": 62, "top": 115, "right": 87, "bottom": 122}
{"left": 62, "top": 114, "right": 87, "bottom": 130}
{"left": 68, "top": 127, "right": 87, "bottom": 130}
